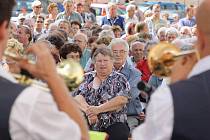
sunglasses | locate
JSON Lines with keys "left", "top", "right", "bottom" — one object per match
{"left": 35, "top": 6, "right": 42, "bottom": 9}
{"left": 37, "top": 21, "right": 43, "bottom": 23}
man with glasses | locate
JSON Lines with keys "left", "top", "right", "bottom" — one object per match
{"left": 26, "top": 0, "right": 43, "bottom": 21}
{"left": 109, "top": 38, "right": 142, "bottom": 132}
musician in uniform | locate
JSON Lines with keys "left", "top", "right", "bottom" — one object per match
{"left": 132, "top": 0, "right": 210, "bottom": 139}
{"left": 0, "top": 1, "right": 89, "bottom": 140}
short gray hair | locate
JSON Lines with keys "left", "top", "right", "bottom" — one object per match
{"left": 172, "top": 38, "right": 196, "bottom": 51}
{"left": 109, "top": 38, "right": 129, "bottom": 52}
{"left": 63, "top": 0, "right": 73, "bottom": 5}
{"left": 130, "top": 41, "right": 145, "bottom": 51}
{"left": 92, "top": 47, "right": 114, "bottom": 63}
{"left": 108, "top": 2, "right": 117, "bottom": 9}
{"left": 99, "top": 30, "right": 115, "bottom": 39}
{"left": 126, "top": 4, "right": 136, "bottom": 12}
{"left": 157, "top": 27, "right": 167, "bottom": 36}
{"left": 74, "top": 32, "right": 88, "bottom": 42}
{"left": 166, "top": 27, "right": 179, "bottom": 37}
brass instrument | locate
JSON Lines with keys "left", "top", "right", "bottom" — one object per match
{"left": 4, "top": 51, "right": 84, "bottom": 91}
{"left": 148, "top": 42, "right": 198, "bottom": 77}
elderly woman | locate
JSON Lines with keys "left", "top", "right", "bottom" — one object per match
{"left": 157, "top": 27, "right": 167, "bottom": 42}
{"left": 73, "top": 47, "right": 130, "bottom": 140}
{"left": 125, "top": 4, "right": 139, "bottom": 24}
{"left": 166, "top": 27, "right": 179, "bottom": 43}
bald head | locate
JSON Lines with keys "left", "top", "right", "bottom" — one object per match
{"left": 196, "top": 0, "right": 210, "bottom": 58}
{"left": 196, "top": 0, "right": 210, "bottom": 36}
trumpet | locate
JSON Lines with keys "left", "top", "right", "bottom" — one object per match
{"left": 4, "top": 50, "right": 84, "bottom": 92}
{"left": 147, "top": 42, "right": 198, "bottom": 77}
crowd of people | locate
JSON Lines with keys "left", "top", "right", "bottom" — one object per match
{"left": 0, "top": 0, "right": 210, "bottom": 140}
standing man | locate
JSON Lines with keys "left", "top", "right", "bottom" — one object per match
{"left": 132, "top": 0, "right": 210, "bottom": 139}
{"left": 145, "top": 4, "right": 167, "bottom": 36}
{"left": 56, "top": 0, "right": 83, "bottom": 24}
{"left": 179, "top": 5, "right": 196, "bottom": 27}
{"left": 101, "top": 2, "right": 125, "bottom": 31}
{"left": 26, "top": 0, "right": 43, "bottom": 21}
{"left": 0, "top": 0, "right": 89, "bottom": 139}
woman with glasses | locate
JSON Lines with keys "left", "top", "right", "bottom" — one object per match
{"left": 73, "top": 47, "right": 130, "bottom": 140}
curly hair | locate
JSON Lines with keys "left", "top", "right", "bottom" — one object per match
{"left": 59, "top": 43, "right": 82, "bottom": 59}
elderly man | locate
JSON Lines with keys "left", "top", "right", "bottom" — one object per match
{"left": 129, "top": 41, "right": 145, "bottom": 67}
{"left": 26, "top": 0, "right": 43, "bottom": 21}
{"left": 56, "top": 0, "right": 83, "bottom": 23}
{"left": 132, "top": 0, "right": 210, "bottom": 139}
{"left": 0, "top": 0, "right": 89, "bottom": 139}
{"left": 73, "top": 33, "right": 91, "bottom": 68}
{"left": 101, "top": 2, "right": 125, "bottom": 31}
{"left": 109, "top": 38, "right": 142, "bottom": 132}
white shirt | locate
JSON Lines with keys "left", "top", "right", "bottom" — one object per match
{"left": 132, "top": 55, "right": 210, "bottom": 140}
{"left": 0, "top": 66, "right": 81, "bottom": 140}
{"left": 125, "top": 15, "right": 139, "bottom": 24}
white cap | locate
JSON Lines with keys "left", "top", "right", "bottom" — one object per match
{"left": 18, "top": 13, "right": 26, "bottom": 20}
{"left": 32, "top": 0, "right": 42, "bottom": 7}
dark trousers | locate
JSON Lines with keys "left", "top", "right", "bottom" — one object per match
{"left": 104, "top": 122, "right": 130, "bottom": 140}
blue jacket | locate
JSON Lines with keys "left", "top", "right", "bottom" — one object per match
{"left": 119, "top": 61, "right": 142, "bottom": 115}
{"left": 101, "top": 15, "right": 125, "bottom": 31}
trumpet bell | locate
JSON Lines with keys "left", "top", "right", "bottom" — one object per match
{"left": 57, "top": 59, "right": 84, "bottom": 91}
{"left": 148, "top": 42, "right": 181, "bottom": 77}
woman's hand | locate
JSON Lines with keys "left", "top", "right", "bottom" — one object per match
{"left": 86, "top": 106, "right": 102, "bottom": 117}
{"left": 88, "top": 115, "right": 98, "bottom": 125}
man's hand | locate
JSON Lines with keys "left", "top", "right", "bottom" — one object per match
{"left": 18, "top": 41, "right": 58, "bottom": 82}
{"left": 139, "top": 112, "right": 145, "bottom": 121}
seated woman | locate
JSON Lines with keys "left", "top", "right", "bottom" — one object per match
{"left": 59, "top": 43, "right": 82, "bottom": 63}
{"left": 73, "top": 47, "right": 130, "bottom": 140}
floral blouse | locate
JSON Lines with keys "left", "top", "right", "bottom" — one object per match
{"left": 73, "top": 71, "right": 131, "bottom": 131}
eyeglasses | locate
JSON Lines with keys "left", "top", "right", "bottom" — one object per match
{"left": 113, "top": 50, "right": 126, "bottom": 55}
{"left": 35, "top": 6, "right": 42, "bottom": 9}
{"left": 74, "top": 39, "right": 84, "bottom": 43}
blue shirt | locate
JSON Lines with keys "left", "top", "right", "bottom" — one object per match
{"left": 80, "top": 48, "right": 91, "bottom": 69}
{"left": 101, "top": 15, "right": 125, "bottom": 31}
{"left": 179, "top": 17, "right": 196, "bottom": 27}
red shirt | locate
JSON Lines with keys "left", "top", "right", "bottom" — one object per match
{"left": 136, "top": 59, "right": 152, "bottom": 83}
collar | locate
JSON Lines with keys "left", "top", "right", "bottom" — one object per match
{"left": 114, "top": 62, "right": 126, "bottom": 72}
{"left": 107, "top": 15, "right": 119, "bottom": 20}
{"left": 88, "top": 70, "right": 115, "bottom": 78}
{"left": 188, "top": 55, "right": 210, "bottom": 78}
{"left": 0, "top": 64, "right": 17, "bottom": 83}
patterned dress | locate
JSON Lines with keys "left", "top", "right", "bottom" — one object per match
{"left": 73, "top": 71, "right": 131, "bottom": 131}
